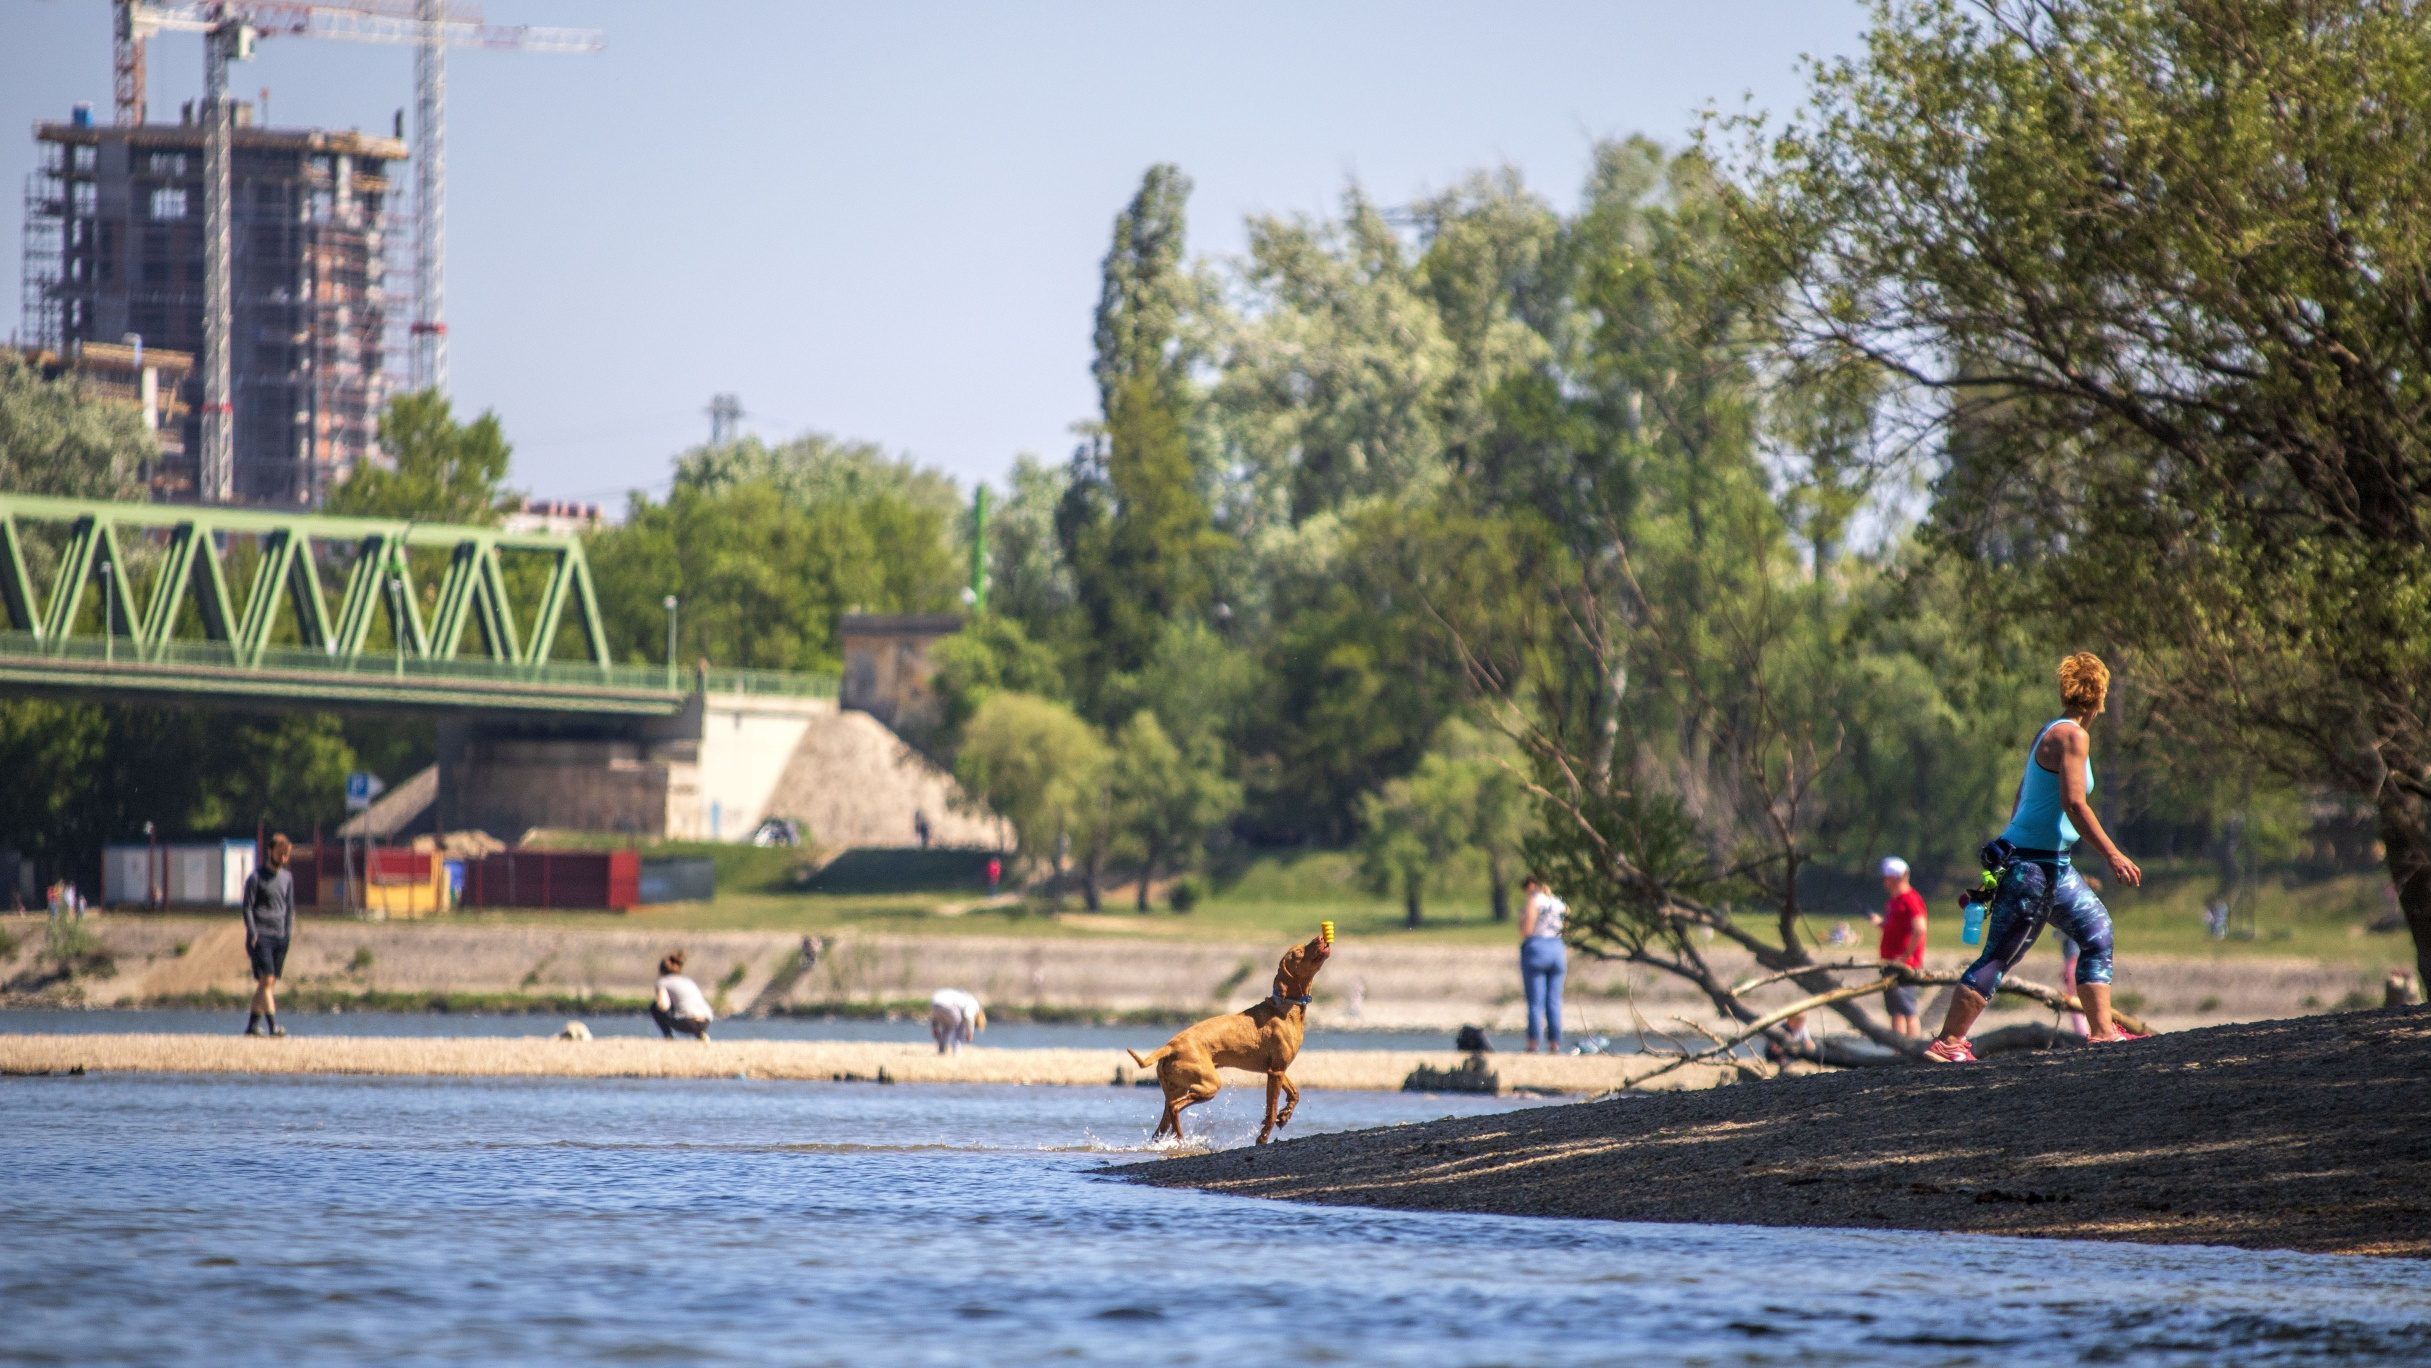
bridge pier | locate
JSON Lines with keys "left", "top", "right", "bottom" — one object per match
{"left": 435, "top": 691, "right": 833, "bottom": 843}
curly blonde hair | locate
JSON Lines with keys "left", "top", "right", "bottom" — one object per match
{"left": 2057, "top": 652, "right": 2110, "bottom": 713}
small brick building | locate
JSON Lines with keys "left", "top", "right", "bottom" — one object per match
{"left": 837, "top": 613, "right": 963, "bottom": 733}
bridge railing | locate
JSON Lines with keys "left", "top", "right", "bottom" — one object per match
{"left": 701, "top": 666, "right": 839, "bottom": 699}
{"left": 0, "top": 630, "right": 836, "bottom": 699}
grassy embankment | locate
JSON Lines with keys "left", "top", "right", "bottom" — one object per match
{"left": 491, "top": 842, "right": 2411, "bottom": 969}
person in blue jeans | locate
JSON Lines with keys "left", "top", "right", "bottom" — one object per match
{"left": 1519, "top": 874, "right": 1569, "bottom": 1053}
{"left": 1926, "top": 652, "right": 2145, "bottom": 1062}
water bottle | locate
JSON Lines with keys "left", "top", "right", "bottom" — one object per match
{"left": 1959, "top": 866, "right": 1999, "bottom": 945}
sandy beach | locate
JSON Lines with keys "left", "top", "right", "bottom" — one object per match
{"left": 1121, "top": 1008, "right": 2431, "bottom": 1258}
{"left": 0, "top": 1032, "right": 1734, "bottom": 1093}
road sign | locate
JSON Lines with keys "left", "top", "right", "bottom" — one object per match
{"left": 345, "top": 771, "right": 387, "bottom": 813}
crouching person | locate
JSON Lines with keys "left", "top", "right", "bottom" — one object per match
{"left": 652, "top": 951, "right": 714, "bottom": 1040}
{"left": 929, "top": 989, "right": 986, "bottom": 1054}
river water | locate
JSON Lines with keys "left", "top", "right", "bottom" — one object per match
{"left": 4, "top": 1072, "right": 2426, "bottom": 1366}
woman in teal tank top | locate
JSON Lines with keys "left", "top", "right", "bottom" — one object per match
{"left": 2000, "top": 718, "right": 2090, "bottom": 850}
{"left": 1925, "top": 653, "right": 2146, "bottom": 1061}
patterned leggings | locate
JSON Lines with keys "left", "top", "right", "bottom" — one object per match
{"left": 1958, "top": 857, "right": 2114, "bottom": 998}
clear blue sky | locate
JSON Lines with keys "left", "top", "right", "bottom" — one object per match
{"left": 3, "top": 1, "right": 1867, "bottom": 501}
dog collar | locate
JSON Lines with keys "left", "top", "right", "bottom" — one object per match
{"left": 1270, "top": 992, "right": 1312, "bottom": 1009}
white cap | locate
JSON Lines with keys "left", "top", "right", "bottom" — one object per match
{"left": 1879, "top": 856, "right": 1910, "bottom": 878}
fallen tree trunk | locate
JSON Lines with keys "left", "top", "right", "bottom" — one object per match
{"left": 1613, "top": 964, "right": 2150, "bottom": 1090}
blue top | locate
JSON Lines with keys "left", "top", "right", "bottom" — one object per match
{"left": 1999, "top": 719, "right": 2093, "bottom": 852}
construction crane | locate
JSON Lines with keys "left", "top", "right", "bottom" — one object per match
{"left": 109, "top": 1, "right": 602, "bottom": 502}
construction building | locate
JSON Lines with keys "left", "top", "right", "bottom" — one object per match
{"left": 21, "top": 103, "right": 404, "bottom": 505}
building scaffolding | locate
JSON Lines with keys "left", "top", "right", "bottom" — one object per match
{"left": 21, "top": 109, "right": 405, "bottom": 505}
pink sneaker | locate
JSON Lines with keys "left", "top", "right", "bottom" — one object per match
{"left": 1923, "top": 1037, "right": 1976, "bottom": 1063}
{"left": 2090, "top": 1028, "right": 2150, "bottom": 1043}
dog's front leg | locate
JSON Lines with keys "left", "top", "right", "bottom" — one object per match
{"left": 1275, "top": 1071, "right": 1300, "bottom": 1128}
{"left": 1257, "top": 1072, "right": 1283, "bottom": 1144}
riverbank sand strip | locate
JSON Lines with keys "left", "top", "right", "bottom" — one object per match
{"left": 0, "top": 1034, "right": 1733, "bottom": 1092}
{"left": 1123, "top": 1010, "right": 2431, "bottom": 1259}
{"left": 5, "top": 913, "right": 2385, "bottom": 1031}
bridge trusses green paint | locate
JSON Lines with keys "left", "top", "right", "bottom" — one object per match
{"left": 0, "top": 493, "right": 614, "bottom": 670}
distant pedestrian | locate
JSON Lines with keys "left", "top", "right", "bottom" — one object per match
{"left": 1869, "top": 856, "right": 1928, "bottom": 1037}
{"left": 914, "top": 810, "right": 933, "bottom": 849}
{"left": 651, "top": 951, "right": 714, "bottom": 1040}
{"left": 985, "top": 856, "right": 1003, "bottom": 896}
{"left": 928, "top": 988, "right": 986, "bottom": 1054}
{"left": 243, "top": 834, "right": 296, "bottom": 1038}
{"left": 2204, "top": 899, "right": 2230, "bottom": 940}
{"left": 1518, "top": 874, "right": 1569, "bottom": 1053}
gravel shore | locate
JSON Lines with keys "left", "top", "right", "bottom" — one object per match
{"left": 1120, "top": 1008, "right": 2431, "bottom": 1258}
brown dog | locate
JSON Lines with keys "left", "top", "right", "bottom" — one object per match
{"left": 1128, "top": 933, "right": 1331, "bottom": 1144}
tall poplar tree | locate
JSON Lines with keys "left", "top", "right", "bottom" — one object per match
{"left": 1061, "top": 165, "right": 1227, "bottom": 696}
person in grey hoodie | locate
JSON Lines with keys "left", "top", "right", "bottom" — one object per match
{"left": 243, "top": 834, "right": 296, "bottom": 1038}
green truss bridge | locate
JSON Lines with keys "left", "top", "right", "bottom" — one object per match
{"left": 0, "top": 494, "right": 830, "bottom": 715}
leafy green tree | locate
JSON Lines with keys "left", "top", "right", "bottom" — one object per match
{"left": 0, "top": 701, "right": 355, "bottom": 877}
{"left": 952, "top": 692, "right": 1112, "bottom": 906}
{"left": 1060, "top": 167, "right": 1232, "bottom": 697}
{"left": 590, "top": 469, "right": 960, "bottom": 673}
{"left": 677, "top": 431, "right": 962, "bottom": 531}
{"left": 1438, "top": 718, "right": 1531, "bottom": 922}
{"left": 1736, "top": 0, "right": 2431, "bottom": 980}
{"left": 325, "top": 391, "right": 513, "bottom": 524}
{"left": 1062, "top": 375, "right": 1228, "bottom": 692}
{"left": 928, "top": 613, "right": 1068, "bottom": 751}
{"left": 1092, "top": 163, "right": 1198, "bottom": 409}
{"left": 1101, "top": 619, "right": 1258, "bottom": 759}
{"left": 1109, "top": 710, "right": 1241, "bottom": 910}
{"left": 0, "top": 352, "right": 149, "bottom": 498}
{"left": 1212, "top": 191, "right": 1462, "bottom": 525}
{"left": 1243, "top": 502, "right": 1473, "bottom": 840}
{"left": 984, "top": 454, "right": 1080, "bottom": 637}
{"left": 1356, "top": 749, "right": 1479, "bottom": 928}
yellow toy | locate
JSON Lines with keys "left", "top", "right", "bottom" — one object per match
{"left": 1320, "top": 920, "right": 1334, "bottom": 947}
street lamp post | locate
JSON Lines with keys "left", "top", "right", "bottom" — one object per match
{"left": 662, "top": 595, "right": 679, "bottom": 693}
{"left": 388, "top": 576, "right": 407, "bottom": 678}
{"left": 97, "top": 555, "right": 114, "bottom": 663}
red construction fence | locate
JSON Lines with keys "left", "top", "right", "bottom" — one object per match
{"left": 458, "top": 849, "right": 640, "bottom": 911}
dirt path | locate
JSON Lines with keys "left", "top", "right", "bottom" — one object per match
{"left": 1120, "top": 1008, "right": 2431, "bottom": 1258}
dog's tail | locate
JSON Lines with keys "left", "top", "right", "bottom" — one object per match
{"left": 1126, "top": 1046, "right": 1170, "bottom": 1068}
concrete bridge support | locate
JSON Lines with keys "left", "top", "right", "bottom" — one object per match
{"left": 435, "top": 692, "right": 1000, "bottom": 848}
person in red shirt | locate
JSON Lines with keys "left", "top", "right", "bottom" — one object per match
{"left": 1869, "top": 856, "right": 1928, "bottom": 1037}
